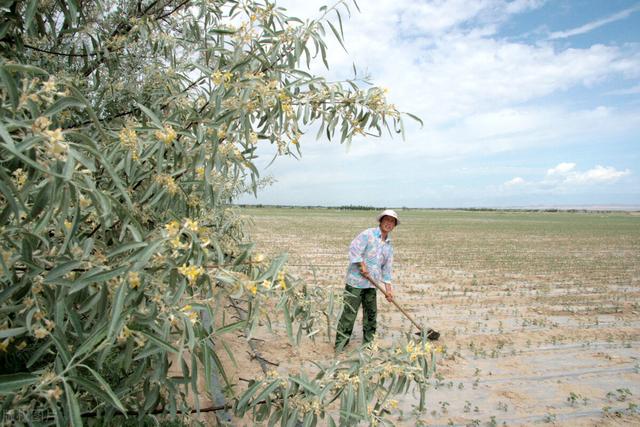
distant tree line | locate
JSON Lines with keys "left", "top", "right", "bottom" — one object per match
{"left": 236, "top": 205, "right": 636, "bottom": 213}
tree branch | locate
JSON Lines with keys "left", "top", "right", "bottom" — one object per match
{"left": 23, "top": 44, "right": 97, "bottom": 58}
{"left": 157, "top": 0, "right": 191, "bottom": 20}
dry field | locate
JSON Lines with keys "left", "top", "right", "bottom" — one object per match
{"left": 240, "top": 207, "right": 640, "bottom": 426}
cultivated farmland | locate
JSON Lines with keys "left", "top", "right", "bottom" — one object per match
{"left": 243, "top": 207, "right": 640, "bottom": 426}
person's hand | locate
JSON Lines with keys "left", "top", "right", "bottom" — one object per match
{"left": 359, "top": 262, "right": 369, "bottom": 278}
{"left": 384, "top": 284, "right": 393, "bottom": 302}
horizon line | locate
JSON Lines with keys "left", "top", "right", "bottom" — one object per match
{"left": 236, "top": 203, "right": 640, "bottom": 212}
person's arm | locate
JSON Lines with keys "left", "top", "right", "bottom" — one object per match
{"left": 382, "top": 246, "right": 394, "bottom": 301}
{"left": 383, "top": 282, "right": 393, "bottom": 301}
{"left": 349, "top": 230, "right": 369, "bottom": 270}
{"left": 358, "top": 261, "right": 370, "bottom": 280}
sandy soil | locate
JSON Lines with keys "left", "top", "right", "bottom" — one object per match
{"left": 210, "top": 209, "right": 640, "bottom": 426}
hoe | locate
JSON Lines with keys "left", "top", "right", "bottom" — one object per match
{"left": 366, "top": 277, "right": 440, "bottom": 341}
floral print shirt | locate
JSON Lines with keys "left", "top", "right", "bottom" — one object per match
{"left": 345, "top": 227, "right": 394, "bottom": 289}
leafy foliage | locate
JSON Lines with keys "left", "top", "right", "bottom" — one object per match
{"left": 0, "top": 0, "right": 428, "bottom": 425}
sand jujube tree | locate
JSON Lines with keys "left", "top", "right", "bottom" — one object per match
{"left": 0, "top": 0, "right": 433, "bottom": 424}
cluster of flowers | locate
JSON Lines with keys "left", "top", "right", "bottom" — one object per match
{"left": 119, "top": 126, "right": 139, "bottom": 160}
{"left": 154, "top": 124, "right": 177, "bottom": 145}
{"left": 155, "top": 174, "right": 179, "bottom": 195}
{"left": 178, "top": 264, "right": 206, "bottom": 286}
{"left": 244, "top": 267, "right": 286, "bottom": 296}
{"left": 116, "top": 325, "right": 147, "bottom": 348}
{"left": 163, "top": 218, "right": 212, "bottom": 259}
{"left": 400, "top": 339, "right": 443, "bottom": 362}
{"left": 2, "top": 276, "right": 57, "bottom": 344}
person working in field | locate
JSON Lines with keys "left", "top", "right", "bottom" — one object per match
{"left": 335, "top": 209, "right": 399, "bottom": 352}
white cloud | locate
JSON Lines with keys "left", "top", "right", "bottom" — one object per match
{"left": 548, "top": 4, "right": 640, "bottom": 40}
{"left": 547, "top": 162, "right": 576, "bottom": 176}
{"left": 504, "top": 176, "right": 526, "bottom": 187}
{"left": 280, "top": 0, "right": 640, "bottom": 127}
{"left": 244, "top": 1, "right": 640, "bottom": 207}
{"left": 279, "top": 0, "right": 545, "bottom": 38}
{"left": 500, "top": 163, "right": 632, "bottom": 196}
{"left": 564, "top": 165, "right": 631, "bottom": 185}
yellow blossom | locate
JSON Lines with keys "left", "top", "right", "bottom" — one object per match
{"left": 156, "top": 175, "right": 179, "bottom": 194}
{"left": 165, "top": 220, "right": 180, "bottom": 236}
{"left": 155, "top": 124, "right": 177, "bottom": 145}
{"left": 185, "top": 310, "right": 198, "bottom": 324}
{"left": 40, "top": 371, "right": 56, "bottom": 385}
{"left": 211, "top": 71, "right": 223, "bottom": 84}
{"left": 119, "top": 127, "right": 137, "bottom": 147}
{"left": 45, "top": 128, "right": 64, "bottom": 144}
{"left": 211, "top": 71, "right": 233, "bottom": 85}
{"left": 45, "top": 128, "right": 68, "bottom": 159}
{"left": 261, "top": 279, "right": 272, "bottom": 289}
{"left": 128, "top": 271, "right": 141, "bottom": 288}
{"left": 133, "top": 334, "right": 146, "bottom": 348}
{"left": 164, "top": 177, "right": 178, "bottom": 194}
{"left": 406, "top": 341, "right": 415, "bottom": 354}
{"left": 16, "top": 341, "right": 27, "bottom": 350}
{"left": 187, "top": 194, "right": 201, "bottom": 208}
{"left": 195, "top": 166, "right": 205, "bottom": 178}
{"left": 32, "top": 116, "right": 51, "bottom": 133}
{"left": 42, "top": 76, "right": 57, "bottom": 93}
{"left": 0, "top": 338, "right": 11, "bottom": 352}
{"left": 117, "top": 326, "right": 132, "bottom": 345}
{"left": 168, "top": 314, "right": 179, "bottom": 327}
{"left": 247, "top": 283, "right": 258, "bottom": 295}
{"left": 34, "top": 327, "right": 49, "bottom": 339}
{"left": 277, "top": 271, "right": 286, "bottom": 289}
{"left": 169, "top": 235, "right": 187, "bottom": 250}
{"left": 178, "top": 264, "right": 205, "bottom": 285}
{"left": 63, "top": 220, "right": 72, "bottom": 231}
{"left": 281, "top": 102, "right": 293, "bottom": 115}
{"left": 12, "top": 168, "right": 27, "bottom": 189}
{"left": 47, "top": 386, "right": 63, "bottom": 401}
{"left": 119, "top": 127, "right": 139, "bottom": 159}
{"left": 184, "top": 219, "right": 199, "bottom": 232}
{"left": 79, "top": 196, "right": 91, "bottom": 208}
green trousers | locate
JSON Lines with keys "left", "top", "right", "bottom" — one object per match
{"left": 335, "top": 285, "right": 377, "bottom": 351}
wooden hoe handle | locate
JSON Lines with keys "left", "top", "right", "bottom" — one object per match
{"left": 366, "top": 278, "right": 423, "bottom": 333}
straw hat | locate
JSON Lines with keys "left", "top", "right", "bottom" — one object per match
{"left": 377, "top": 209, "right": 400, "bottom": 225}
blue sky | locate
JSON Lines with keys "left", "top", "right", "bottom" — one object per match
{"left": 238, "top": 0, "right": 640, "bottom": 208}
